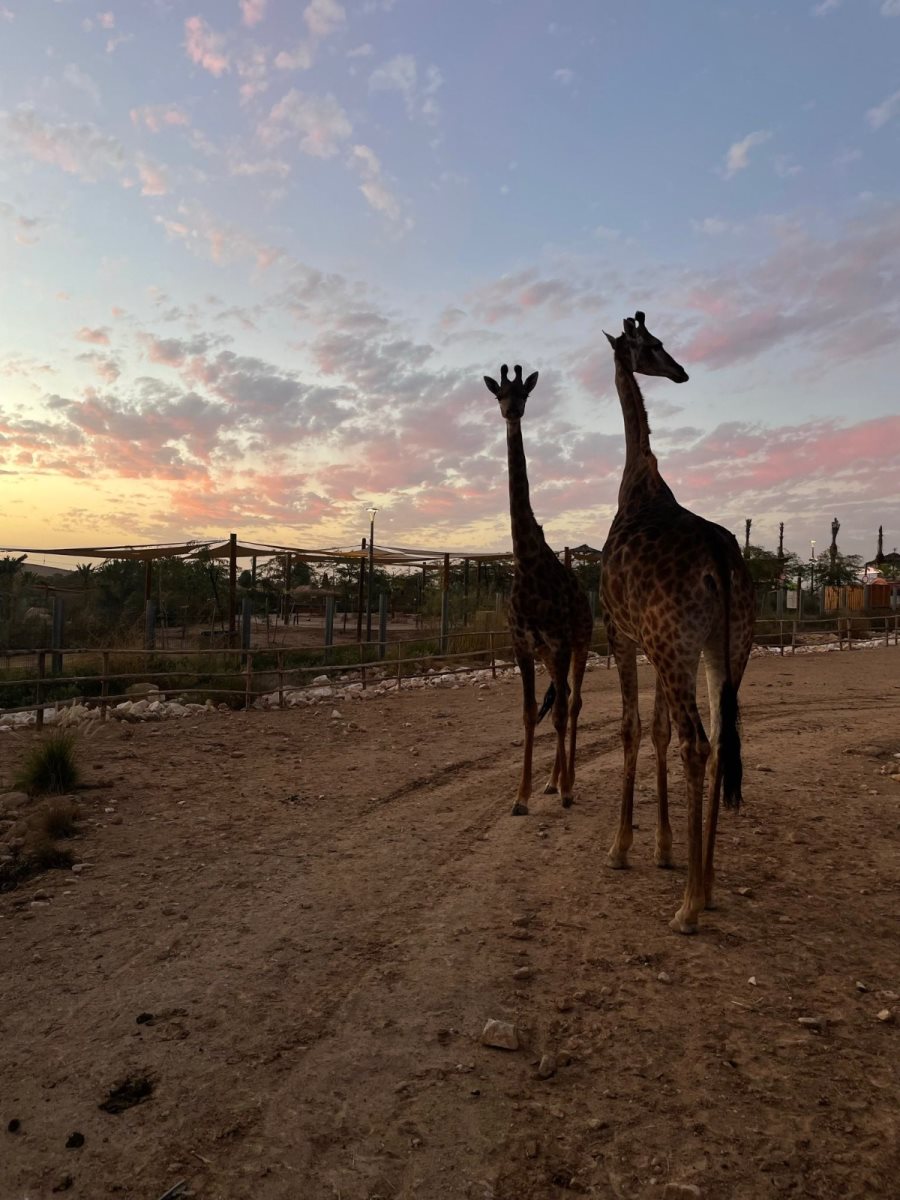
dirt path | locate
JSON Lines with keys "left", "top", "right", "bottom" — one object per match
{"left": 2, "top": 647, "right": 899, "bottom": 1199}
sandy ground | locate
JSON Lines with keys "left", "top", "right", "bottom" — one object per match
{"left": 1, "top": 647, "right": 899, "bottom": 1200}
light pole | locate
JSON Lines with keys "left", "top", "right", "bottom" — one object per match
{"left": 809, "top": 539, "right": 816, "bottom": 596}
{"left": 366, "top": 507, "right": 377, "bottom": 642}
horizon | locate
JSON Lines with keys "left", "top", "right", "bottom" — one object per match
{"left": 2, "top": 1, "right": 899, "bottom": 564}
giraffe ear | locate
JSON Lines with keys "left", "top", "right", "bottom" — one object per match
{"left": 603, "top": 330, "right": 617, "bottom": 348}
{"left": 484, "top": 375, "right": 500, "bottom": 396}
{"left": 524, "top": 371, "right": 538, "bottom": 394}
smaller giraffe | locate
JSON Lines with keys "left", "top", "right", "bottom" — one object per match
{"left": 485, "top": 364, "right": 595, "bottom": 815}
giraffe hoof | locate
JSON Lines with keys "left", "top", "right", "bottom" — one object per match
{"left": 542, "top": 783, "right": 559, "bottom": 795}
{"left": 654, "top": 851, "right": 673, "bottom": 869}
{"left": 607, "top": 851, "right": 629, "bottom": 870}
{"left": 704, "top": 894, "right": 717, "bottom": 911}
{"left": 561, "top": 794, "right": 574, "bottom": 809}
{"left": 511, "top": 802, "right": 529, "bottom": 816}
{"left": 669, "top": 911, "right": 699, "bottom": 935}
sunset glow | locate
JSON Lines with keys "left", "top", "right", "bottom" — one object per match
{"left": 2, "top": 1, "right": 899, "bottom": 566}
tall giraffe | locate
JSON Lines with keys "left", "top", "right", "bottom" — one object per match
{"left": 601, "top": 313, "right": 755, "bottom": 934}
{"left": 484, "top": 364, "right": 594, "bottom": 815}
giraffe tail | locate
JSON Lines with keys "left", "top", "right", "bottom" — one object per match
{"left": 719, "top": 676, "right": 743, "bottom": 810}
{"left": 537, "top": 678, "right": 570, "bottom": 724}
{"left": 714, "top": 537, "right": 743, "bottom": 810}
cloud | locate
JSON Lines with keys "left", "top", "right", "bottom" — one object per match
{"left": 678, "top": 202, "right": 900, "bottom": 368}
{"left": 62, "top": 63, "right": 101, "bottom": 105}
{"left": 347, "top": 43, "right": 373, "bottom": 58}
{"left": 553, "top": 68, "right": 575, "bottom": 86}
{"left": 258, "top": 89, "right": 352, "bottom": 156}
{"left": 184, "top": 16, "right": 230, "bottom": 76}
{"left": 74, "top": 327, "right": 111, "bottom": 345}
{"left": 135, "top": 155, "right": 169, "bottom": 196}
{"left": 692, "top": 217, "right": 739, "bottom": 236}
{"left": 348, "top": 144, "right": 409, "bottom": 227}
{"left": 812, "top": 0, "right": 841, "bottom": 14}
{"left": 304, "top": 0, "right": 345, "bottom": 38}
{"left": 0, "top": 106, "right": 125, "bottom": 181}
{"left": 721, "top": 130, "right": 772, "bottom": 179}
{"left": 369, "top": 54, "right": 443, "bottom": 123}
{"left": 274, "top": 43, "right": 314, "bottom": 70}
{"left": 240, "top": 0, "right": 267, "bottom": 27}
{"left": 867, "top": 88, "right": 900, "bottom": 129}
{"left": 130, "top": 104, "right": 190, "bottom": 133}
{"left": 0, "top": 200, "right": 42, "bottom": 245}
{"left": 153, "top": 205, "right": 282, "bottom": 271}
{"left": 880, "top": 0, "right": 900, "bottom": 14}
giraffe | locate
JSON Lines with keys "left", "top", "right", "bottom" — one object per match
{"left": 601, "top": 313, "right": 755, "bottom": 934}
{"left": 484, "top": 364, "right": 595, "bottom": 815}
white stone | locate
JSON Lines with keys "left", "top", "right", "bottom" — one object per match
{"left": 481, "top": 1019, "right": 519, "bottom": 1050}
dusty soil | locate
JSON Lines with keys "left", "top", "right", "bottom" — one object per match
{"left": 1, "top": 647, "right": 899, "bottom": 1200}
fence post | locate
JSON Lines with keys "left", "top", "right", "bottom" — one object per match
{"left": 360, "top": 641, "right": 367, "bottom": 689}
{"left": 277, "top": 649, "right": 285, "bottom": 709}
{"left": 241, "top": 595, "right": 252, "bottom": 654}
{"left": 51, "top": 595, "right": 64, "bottom": 675}
{"left": 36, "top": 651, "right": 46, "bottom": 730}
{"left": 396, "top": 640, "right": 403, "bottom": 690}
{"left": 228, "top": 532, "right": 238, "bottom": 649}
{"left": 144, "top": 599, "right": 156, "bottom": 651}
{"left": 101, "top": 650, "right": 110, "bottom": 721}
{"left": 847, "top": 617, "right": 853, "bottom": 651}
{"left": 244, "top": 651, "right": 254, "bottom": 710}
{"left": 490, "top": 631, "right": 496, "bottom": 679}
{"left": 378, "top": 592, "right": 388, "bottom": 659}
{"left": 441, "top": 553, "right": 450, "bottom": 653}
{"left": 324, "top": 594, "right": 335, "bottom": 663}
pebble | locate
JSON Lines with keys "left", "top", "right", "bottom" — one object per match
{"left": 876, "top": 1009, "right": 894, "bottom": 1024}
{"left": 481, "top": 1019, "right": 519, "bottom": 1050}
{"left": 663, "top": 1185, "right": 702, "bottom": 1199}
{"left": 513, "top": 966, "right": 534, "bottom": 980}
{"left": 856, "top": 981, "right": 870, "bottom": 993}
{"left": 657, "top": 971, "right": 672, "bottom": 985}
{"left": 737, "top": 887, "right": 753, "bottom": 898}
{"left": 536, "top": 1053, "right": 557, "bottom": 1080}
{"left": 65, "top": 1132, "right": 85, "bottom": 1149}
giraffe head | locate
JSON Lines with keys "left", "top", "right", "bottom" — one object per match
{"left": 484, "top": 363, "right": 539, "bottom": 420}
{"left": 604, "top": 311, "right": 689, "bottom": 383}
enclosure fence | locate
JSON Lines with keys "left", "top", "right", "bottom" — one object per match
{"left": 1, "top": 613, "right": 898, "bottom": 729}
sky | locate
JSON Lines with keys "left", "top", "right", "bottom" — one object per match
{"left": 1, "top": 0, "right": 899, "bottom": 569}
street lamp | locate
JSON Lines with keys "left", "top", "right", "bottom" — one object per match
{"left": 809, "top": 539, "right": 816, "bottom": 594}
{"left": 366, "top": 506, "right": 377, "bottom": 642}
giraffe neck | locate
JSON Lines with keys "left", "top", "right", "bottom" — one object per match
{"left": 506, "top": 419, "right": 546, "bottom": 562}
{"left": 613, "top": 353, "right": 670, "bottom": 505}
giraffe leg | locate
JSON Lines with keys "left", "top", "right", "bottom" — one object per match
{"left": 542, "top": 743, "right": 561, "bottom": 795}
{"left": 563, "top": 645, "right": 589, "bottom": 807}
{"left": 513, "top": 651, "right": 537, "bottom": 816}
{"left": 651, "top": 676, "right": 673, "bottom": 868}
{"left": 550, "top": 649, "right": 574, "bottom": 807}
{"left": 607, "top": 632, "right": 639, "bottom": 869}
{"left": 664, "top": 680, "right": 709, "bottom": 934}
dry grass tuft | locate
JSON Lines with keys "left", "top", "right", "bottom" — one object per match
{"left": 15, "top": 731, "right": 80, "bottom": 796}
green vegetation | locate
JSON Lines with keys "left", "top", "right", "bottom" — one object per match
{"left": 15, "top": 731, "right": 80, "bottom": 796}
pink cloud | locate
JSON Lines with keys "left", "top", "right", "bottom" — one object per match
{"left": 0, "top": 107, "right": 125, "bottom": 181}
{"left": 184, "top": 16, "right": 230, "bottom": 76}
{"left": 240, "top": 0, "right": 267, "bottom": 27}
{"left": 130, "top": 104, "right": 190, "bottom": 133}
{"left": 136, "top": 155, "right": 169, "bottom": 196}
{"left": 74, "top": 326, "right": 111, "bottom": 345}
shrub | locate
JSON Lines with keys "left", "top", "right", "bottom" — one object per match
{"left": 15, "top": 731, "right": 80, "bottom": 795}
